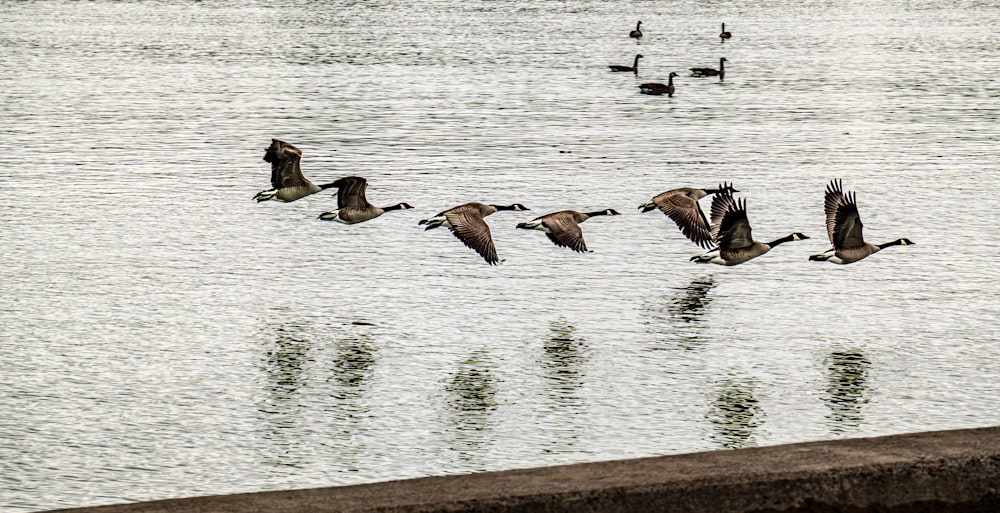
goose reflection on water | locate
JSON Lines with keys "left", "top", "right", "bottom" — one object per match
{"left": 255, "top": 318, "right": 381, "bottom": 469}
{"left": 705, "top": 377, "right": 763, "bottom": 449}
{"left": 538, "top": 321, "right": 589, "bottom": 453}
{"left": 444, "top": 350, "right": 499, "bottom": 458}
{"left": 542, "top": 320, "right": 588, "bottom": 403}
{"left": 669, "top": 276, "right": 716, "bottom": 323}
{"left": 259, "top": 320, "right": 313, "bottom": 410}
{"left": 329, "top": 328, "right": 378, "bottom": 403}
{"left": 255, "top": 318, "right": 316, "bottom": 468}
{"left": 644, "top": 276, "right": 717, "bottom": 350}
{"left": 824, "top": 351, "right": 871, "bottom": 434}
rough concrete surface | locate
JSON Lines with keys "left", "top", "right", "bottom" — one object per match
{"left": 46, "top": 426, "right": 1000, "bottom": 513}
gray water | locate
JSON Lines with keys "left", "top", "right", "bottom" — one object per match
{"left": 2, "top": 0, "right": 999, "bottom": 511}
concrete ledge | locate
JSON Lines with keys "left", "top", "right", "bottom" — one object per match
{"left": 49, "top": 426, "right": 1000, "bottom": 513}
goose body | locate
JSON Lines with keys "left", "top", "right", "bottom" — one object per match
{"left": 629, "top": 21, "right": 643, "bottom": 38}
{"left": 640, "top": 183, "right": 737, "bottom": 249}
{"left": 517, "top": 209, "right": 620, "bottom": 253}
{"left": 690, "top": 57, "right": 727, "bottom": 81}
{"left": 254, "top": 139, "right": 337, "bottom": 203}
{"left": 639, "top": 72, "right": 678, "bottom": 97}
{"left": 419, "top": 202, "right": 529, "bottom": 265}
{"left": 317, "top": 176, "right": 413, "bottom": 224}
{"left": 610, "top": 54, "right": 643, "bottom": 74}
{"left": 809, "top": 179, "right": 914, "bottom": 264}
{"left": 720, "top": 23, "right": 732, "bottom": 41}
{"left": 691, "top": 191, "right": 809, "bottom": 265}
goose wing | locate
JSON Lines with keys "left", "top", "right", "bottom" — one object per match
{"left": 333, "top": 176, "right": 372, "bottom": 209}
{"left": 263, "top": 139, "right": 309, "bottom": 189}
{"left": 445, "top": 209, "right": 500, "bottom": 265}
{"left": 710, "top": 193, "right": 753, "bottom": 250}
{"left": 653, "top": 190, "right": 714, "bottom": 249}
{"left": 543, "top": 211, "right": 588, "bottom": 253}
{"left": 824, "top": 179, "right": 866, "bottom": 249}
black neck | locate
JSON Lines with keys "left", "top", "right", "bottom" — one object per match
{"left": 319, "top": 182, "right": 337, "bottom": 190}
{"left": 493, "top": 204, "right": 517, "bottom": 211}
{"left": 668, "top": 75, "right": 674, "bottom": 86}
{"left": 719, "top": 58, "right": 725, "bottom": 70}
{"left": 878, "top": 238, "right": 908, "bottom": 249}
{"left": 633, "top": 56, "right": 641, "bottom": 67}
{"left": 583, "top": 210, "right": 611, "bottom": 218}
{"left": 767, "top": 234, "right": 799, "bottom": 247}
{"left": 383, "top": 203, "right": 408, "bottom": 212}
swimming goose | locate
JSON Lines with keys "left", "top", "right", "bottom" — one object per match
{"left": 690, "top": 57, "right": 727, "bottom": 81}
{"left": 629, "top": 21, "right": 643, "bottom": 38}
{"left": 809, "top": 179, "right": 913, "bottom": 264}
{"left": 640, "top": 183, "right": 737, "bottom": 249}
{"left": 419, "top": 202, "right": 529, "bottom": 265}
{"left": 517, "top": 209, "right": 621, "bottom": 253}
{"left": 639, "top": 72, "right": 679, "bottom": 97}
{"left": 691, "top": 191, "right": 809, "bottom": 265}
{"left": 720, "top": 23, "right": 732, "bottom": 41}
{"left": 317, "top": 176, "right": 413, "bottom": 224}
{"left": 610, "top": 54, "right": 643, "bottom": 74}
{"left": 254, "top": 139, "right": 338, "bottom": 203}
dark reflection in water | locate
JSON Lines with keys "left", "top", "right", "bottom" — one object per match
{"left": 255, "top": 317, "right": 381, "bottom": 470}
{"left": 256, "top": 319, "right": 315, "bottom": 468}
{"left": 669, "top": 276, "right": 716, "bottom": 323}
{"left": 320, "top": 323, "right": 380, "bottom": 473}
{"left": 444, "top": 351, "right": 498, "bottom": 458}
{"left": 644, "top": 276, "right": 716, "bottom": 350}
{"left": 824, "top": 351, "right": 871, "bottom": 434}
{"left": 705, "top": 377, "right": 763, "bottom": 449}
{"left": 260, "top": 321, "right": 313, "bottom": 408}
{"left": 542, "top": 320, "right": 587, "bottom": 404}
{"left": 329, "top": 330, "right": 377, "bottom": 403}
{"left": 539, "top": 320, "right": 589, "bottom": 453}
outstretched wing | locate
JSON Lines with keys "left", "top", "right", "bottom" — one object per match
{"left": 446, "top": 210, "right": 500, "bottom": 265}
{"left": 711, "top": 192, "right": 753, "bottom": 250}
{"left": 263, "top": 139, "right": 307, "bottom": 189}
{"left": 653, "top": 190, "right": 714, "bottom": 249}
{"left": 824, "top": 179, "right": 865, "bottom": 249}
{"left": 543, "top": 212, "right": 588, "bottom": 253}
{"left": 333, "top": 176, "right": 372, "bottom": 209}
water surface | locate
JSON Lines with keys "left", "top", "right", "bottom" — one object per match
{"left": 2, "top": 1, "right": 999, "bottom": 511}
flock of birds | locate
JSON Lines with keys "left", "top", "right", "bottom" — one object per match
{"left": 614, "top": 21, "right": 731, "bottom": 97}
{"left": 253, "top": 139, "right": 913, "bottom": 266}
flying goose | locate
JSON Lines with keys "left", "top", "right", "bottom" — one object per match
{"left": 720, "top": 23, "right": 732, "bottom": 41}
{"left": 639, "top": 72, "right": 679, "bottom": 97}
{"left": 610, "top": 54, "right": 643, "bottom": 74}
{"left": 690, "top": 57, "right": 727, "bottom": 81}
{"left": 629, "top": 21, "right": 643, "bottom": 38}
{"left": 691, "top": 191, "right": 809, "bottom": 265}
{"left": 516, "top": 209, "right": 621, "bottom": 253}
{"left": 254, "top": 139, "right": 338, "bottom": 203}
{"left": 317, "top": 176, "right": 413, "bottom": 224}
{"left": 640, "top": 182, "right": 738, "bottom": 249}
{"left": 419, "top": 202, "right": 529, "bottom": 265}
{"left": 809, "top": 179, "right": 913, "bottom": 264}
